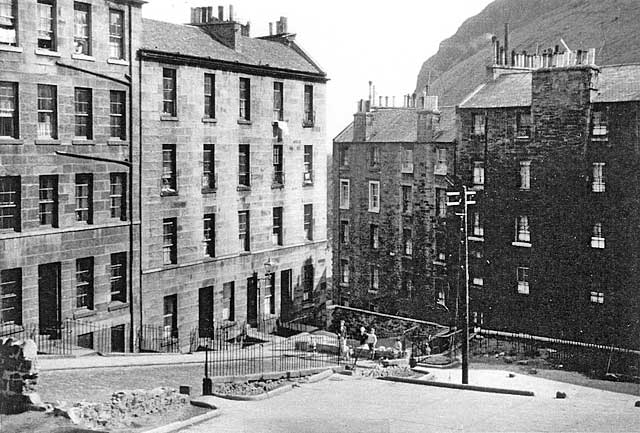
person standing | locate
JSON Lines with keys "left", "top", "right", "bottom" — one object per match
{"left": 367, "top": 328, "right": 378, "bottom": 360}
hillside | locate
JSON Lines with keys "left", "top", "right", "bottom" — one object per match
{"left": 416, "top": 0, "right": 640, "bottom": 106}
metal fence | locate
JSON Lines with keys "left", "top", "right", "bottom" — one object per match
{"left": 137, "top": 324, "right": 180, "bottom": 353}
{"left": 0, "top": 319, "right": 115, "bottom": 355}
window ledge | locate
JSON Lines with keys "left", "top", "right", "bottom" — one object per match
{"left": 108, "top": 138, "right": 128, "bottom": 146}
{"left": 160, "top": 190, "right": 178, "bottom": 197}
{"left": 271, "top": 183, "right": 284, "bottom": 190}
{"left": 237, "top": 185, "right": 251, "bottom": 192}
{"left": 473, "top": 185, "right": 484, "bottom": 191}
{"left": 0, "top": 138, "right": 23, "bottom": 145}
{"left": 108, "top": 301, "right": 129, "bottom": 312}
{"left": 107, "top": 58, "right": 129, "bottom": 66}
{"left": 160, "top": 115, "right": 179, "bottom": 121}
{"left": 72, "top": 53, "right": 96, "bottom": 62}
{"left": 302, "top": 122, "right": 315, "bottom": 128}
{"left": 202, "top": 188, "right": 217, "bottom": 195}
{"left": 202, "top": 117, "right": 217, "bottom": 124}
{"left": 72, "top": 139, "right": 95, "bottom": 145}
{"left": 0, "top": 45, "right": 23, "bottom": 53}
{"left": 512, "top": 241, "right": 532, "bottom": 248}
{"left": 368, "top": 209, "right": 380, "bottom": 214}
{"left": 35, "top": 49, "right": 61, "bottom": 57}
{"left": 468, "top": 236, "right": 484, "bottom": 242}
{"left": 432, "top": 260, "right": 447, "bottom": 266}
{"left": 35, "top": 139, "right": 60, "bottom": 145}
{"left": 73, "top": 308, "right": 96, "bottom": 319}
{"left": 520, "top": 187, "right": 530, "bottom": 191}
{"left": 237, "top": 119, "right": 252, "bottom": 125}
{"left": 302, "top": 182, "right": 314, "bottom": 187}
{"left": 239, "top": 251, "right": 251, "bottom": 256}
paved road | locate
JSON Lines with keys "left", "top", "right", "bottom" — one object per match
{"left": 179, "top": 372, "right": 640, "bottom": 433}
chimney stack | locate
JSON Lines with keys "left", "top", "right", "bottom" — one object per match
{"left": 229, "top": 4, "right": 234, "bottom": 21}
{"left": 269, "top": 22, "right": 273, "bottom": 35}
{"left": 417, "top": 95, "right": 439, "bottom": 142}
{"left": 504, "top": 23, "right": 509, "bottom": 65}
{"left": 218, "top": 6, "right": 224, "bottom": 20}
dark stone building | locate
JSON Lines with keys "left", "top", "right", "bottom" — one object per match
{"left": 455, "top": 45, "right": 640, "bottom": 348}
{"left": 333, "top": 97, "right": 455, "bottom": 321}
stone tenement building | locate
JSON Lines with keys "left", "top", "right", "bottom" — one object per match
{"left": 333, "top": 97, "right": 455, "bottom": 321}
{"left": 0, "top": 0, "right": 143, "bottom": 352}
{"left": 0, "top": 2, "right": 329, "bottom": 352}
{"left": 138, "top": 8, "right": 329, "bottom": 343}
{"left": 454, "top": 42, "right": 640, "bottom": 349}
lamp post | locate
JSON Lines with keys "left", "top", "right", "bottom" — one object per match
{"left": 55, "top": 150, "right": 135, "bottom": 352}
{"left": 446, "top": 184, "right": 476, "bottom": 384}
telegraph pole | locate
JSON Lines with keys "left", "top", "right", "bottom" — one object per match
{"left": 447, "top": 185, "right": 475, "bottom": 384}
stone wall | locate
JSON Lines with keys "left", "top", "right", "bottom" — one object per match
{"left": 0, "top": 337, "right": 38, "bottom": 413}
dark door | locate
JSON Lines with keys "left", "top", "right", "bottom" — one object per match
{"left": 280, "top": 269, "right": 292, "bottom": 321}
{"left": 247, "top": 274, "right": 258, "bottom": 327}
{"left": 111, "top": 325, "right": 126, "bottom": 352}
{"left": 38, "top": 262, "right": 61, "bottom": 335}
{"left": 199, "top": 286, "right": 214, "bottom": 337}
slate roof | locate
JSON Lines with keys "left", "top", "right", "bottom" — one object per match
{"left": 459, "top": 64, "right": 640, "bottom": 108}
{"left": 141, "top": 18, "right": 324, "bottom": 75}
{"left": 334, "top": 106, "right": 456, "bottom": 144}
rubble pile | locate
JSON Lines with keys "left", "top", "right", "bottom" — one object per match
{"left": 0, "top": 337, "right": 40, "bottom": 414}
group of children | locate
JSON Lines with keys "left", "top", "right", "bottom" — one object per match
{"left": 338, "top": 320, "right": 379, "bottom": 360}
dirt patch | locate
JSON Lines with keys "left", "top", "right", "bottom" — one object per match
{"left": 355, "top": 365, "right": 420, "bottom": 379}
{"left": 212, "top": 378, "right": 293, "bottom": 396}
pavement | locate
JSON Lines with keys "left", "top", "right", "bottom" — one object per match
{"left": 176, "top": 370, "right": 640, "bottom": 433}
{"left": 38, "top": 351, "right": 208, "bottom": 371}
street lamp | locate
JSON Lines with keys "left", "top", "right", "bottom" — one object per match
{"left": 55, "top": 150, "right": 136, "bottom": 352}
{"left": 446, "top": 184, "right": 476, "bottom": 385}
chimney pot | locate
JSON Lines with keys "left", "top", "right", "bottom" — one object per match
{"left": 504, "top": 23, "right": 509, "bottom": 63}
{"left": 218, "top": 6, "right": 224, "bottom": 20}
{"left": 269, "top": 22, "right": 273, "bottom": 35}
{"left": 385, "top": 96, "right": 389, "bottom": 107}
{"left": 229, "top": 5, "right": 234, "bottom": 21}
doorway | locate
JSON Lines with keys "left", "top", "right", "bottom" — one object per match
{"left": 38, "top": 262, "right": 61, "bottom": 336}
{"left": 246, "top": 274, "right": 258, "bottom": 327}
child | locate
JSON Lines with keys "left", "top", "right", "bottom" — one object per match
{"left": 367, "top": 328, "right": 377, "bottom": 360}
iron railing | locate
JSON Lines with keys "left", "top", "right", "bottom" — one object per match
{"left": 138, "top": 324, "right": 180, "bottom": 353}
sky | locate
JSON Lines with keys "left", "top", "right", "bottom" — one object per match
{"left": 142, "top": 0, "right": 495, "bottom": 138}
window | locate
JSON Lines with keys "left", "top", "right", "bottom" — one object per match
{"left": 515, "top": 215, "right": 530, "bottom": 243}
{"left": 264, "top": 273, "right": 275, "bottom": 315}
{"left": 110, "top": 252, "right": 126, "bottom": 303}
{"left": 161, "top": 144, "right": 176, "bottom": 194}
{"left": 304, "top": 204, "right": 313, "bottom": 241}
{"left": 472, "top": 277, "right": 484, "bottom": 286}
{"left": 303, "top": 84, "right": 314, "bottom": 126}
{"left": 273, "top": 81, "right": 283, "bottom": 121}
{"left": 303, "top": 145, "right": 313, "bottom": 184}
{"left": 368, "top": 181, "right": 380, "bottom": 213}
{"left": 75, "top": 174, "right": 92, "bottom": 224}
{"left": 39, "top": 175, "right": 58, "bottom": 227}
{"left": 0, "top": 268, "right": 21, "bottom": 324}
{"left": 516, "top": 112, "right": 531, "bottom": 138}
{"left": 591, "top": 222, "right": 605, "bottom": 248}
{"left": 0, "top": 0, "right": 16, "bottom": 46}
{"left": 238, "top": 211, "right": 250, "bottom": 252}
{"left": 340, "top": 259, "right": 349, "bottom": 284}
{"left": 473, "top": 161, "right": 484, "bottom": 187}
{"left": 110, "top": 91, "right": 126, "bottom": 140}
{"left": 273, "top": 144, "right": 283, "bottom": 185}
{"left": 401, "top": 146, "right": 413, "bottom": 173}
{"left": 222, "top": 281, "right": 235, "bottom": 321}
{"left": 340, "top": 145, "right": 349, "bottom": 167}
{"left": 0, "top": 176, "right": 19, "bottom": 231}
{"left": 435, "top": 231, "right": 446, "bottom": 262}
{"left": 74, "top": 2, "right": 91, "bottom": 55}
{"left": 403, "top": 228, "right": 413, "bottom": 256}
{"left": 303, "top": 264, "right": 314, "bottom": 301}
{"left": 340, "top": 220, "right": 349, "bottom": 244}
{"left": 74, "top": 88, "right": 92, "bottom": 139}
{"left": 203, "top": 213, "right": 215, "bottom": 257}
{"left": 435, "top": 148, "right": 448, "bottom": 175}
{"left": 238, "top": 144, "right": 250, "bottom": 187}
{"left": 339, "top": 179, "right": 350, "bottom": 209}
{"left": 162, "top": 68, "right": 177, "bottom": 116}
{"left": 239, "top": 77, "right": 250, "bottom": 120}
{"left": 520, "top": 161, "right": 531, "bottom": 190}
{"left": 272, "top": 207, "right": 283, "bottom": 246}
{"left": 0, "top": 82, "right": 18, "bottom": 138}
{"left": 472, "top": 212, "right": 483, "bottom": 237}
{"left": 592, "top": 162, "right": 605, "bottom": 192}
{"left": 436, "top": 188, "right": 447, "bottom": 218}
{"left": 517, "top": 266, "right": 529, "bottom": 294}
{"left": 370, "top": 265, "right": 379, "bottom": 292}
{"left": 75, "top": 257, "right": 93, "bottom": 309}
{"left": 472, "top": 113, "right": 485, "bottom": 136}
{"left": 401, "top": 185, "right": 412, "bottom": 214}
{"left": 162, "top": 218, "right": 177, "bottom": 265}
{"left": 37, "top": 84, "right": 57, "bottom": 139}
{"left": 370, "top": 224, "right": 379, "bottom": 249}
{"left": 203, "top": 144, "right": 216, "bottom": 190}
{"left": 204, "top": 74, "right": 215, "bottom": 119}
{"left": 109, "top": 173, "right": 126, "bottom": 220}
{"left": 37, "top": 0, "right": 55, "bottom": 50}
{"left": 590, "top": 291, "right": 604, "bottom": 304}
{"left": 591, "top": 109, "right": 608, "bottom": 139}
{"left": 402, "top": 278, "right": 414, "bottom": 299}
{"left": 369, "top": 145, "right": 379, "bottom": 167}
{"left": 163, "top": 294, "right": 178, "bottom": 339}
{"left": 109, "top": 9, "right": 124, "bottom": 59}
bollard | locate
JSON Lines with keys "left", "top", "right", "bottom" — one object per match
{"left": 179, "top": 386, "right": 191, "bottom": 396}
{"left": 202, "top": 378, "right": 213, "bottom": 396}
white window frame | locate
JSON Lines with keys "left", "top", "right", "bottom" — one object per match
{"left": 370, "top": 265, "right": 379, "bottom": 292}
{"left": 339, "top": 179, "right": 350, "bottom": 209}
{"left": 520, "top": 161, "right": 531, "bottom": 190}
{"left": 517, "top": 267, "right": 529, "bottom": 294}
{"left": 590, "top": 291, "right": 604, "bottom": 304}
{"left": 472, "top": 277, "right": 484, "bottom": 286}
{"left": 473, "top": 161, "right": 484, "bottom": 187}
{"left": 591, "top": 222, "right": 605, "bottom": 248}
{"left": 401, "top": 146, "right": 413, "bottom": 173}
{"left": 368, "top": 180, "right": 380, "bottom": 213}
{"left": 472, "top": 212, "right": 484, "bottom": 238}
{"left": 592, "top": 162, "right": 605, "bottom": 192}
{"left": 515, "top": 215, "right": 530, "bottom": 244}
{"left": 435, "top": 147, "right": 448, "bottom": 175}
{"left": 340, "top": 260, "right": 349, "bottom": 284}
